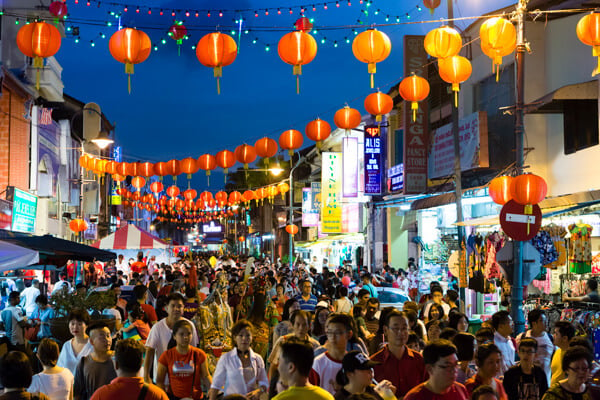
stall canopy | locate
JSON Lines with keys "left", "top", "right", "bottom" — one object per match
{"left": 0, "top": 229, "right": 116, "bottom": 266}
{"left": 92, "top": 224, "right": 168, "bottom": 250}
{"left": 0, "top": 240, "right": 39, "bottom": 271}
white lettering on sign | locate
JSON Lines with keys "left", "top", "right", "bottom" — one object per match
{"left": 203, "top": 221, "right": 222, "bottom": 233}
{"left": 506, "top": 213, "right": 536, "bottom": 224}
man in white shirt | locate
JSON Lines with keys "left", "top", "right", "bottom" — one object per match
{"left": 52, "top": 273, "right": 72, "bottom": 295}
{"left": 491, "top": 310, "right": 515, "bottom": 373}
{"left": 115, "top": 254, "right": 130, "bottom": 276}
{"left": 20, "top": 279, "right": 40, "bottom": 317}
{"left": 144, "top": 292, "right": 198, "bottom": 384}
{"left": 1, "top": 291, "right": 30, "bottom": 347}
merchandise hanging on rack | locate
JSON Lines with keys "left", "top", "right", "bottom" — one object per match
{"left": 560, "top": 302, "right": 600, "bottom": 361}
{"left": 568, "top": 223, "right": 593, "bottom": 274}
{"left": 541, "top": 224, "right": 567, "bottom": 269}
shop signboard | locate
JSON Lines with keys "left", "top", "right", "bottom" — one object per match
{"left": 428, "top": 111, "right": 489, "bottom": 179}
{"left": 8, "top": 187, "right": 38, "bottom": 233}
{"left": 403, "top": 35, "right": 428, "bottom": 194}
{"left": 112, "top": 146, "right": 122, "bottom": 162}
{"left": 342, "top": 203, "right": 359, "bottom": 233}
{"left": 321, "top": 152, "right": 343, "bottom": 233}
{"left": 499, "top": 200, "right": 542, "bottom": 241}
{"left": 364, "top": 125, "right": 382, "bottom": 194}
{"left": 302, "top": 188, "right": 319, "bottom": 227}
{"left": 0, "top": 199, "right": 12, "bottom": 230}
{"left": 343, "top": 137, "right": 359, "bottom": 197}
{"left": 83, "top": 220, "right": 97, "bottom": 240}
{"left": 387, "top": 163, "right": 404, "bottom": 192}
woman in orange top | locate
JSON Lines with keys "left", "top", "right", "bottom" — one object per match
{"left": 157, "top": 320, "right": 212, "bottom": 400}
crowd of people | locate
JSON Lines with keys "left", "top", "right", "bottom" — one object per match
{"left": 0, "top": 252, "right": 598, "bottom": 400}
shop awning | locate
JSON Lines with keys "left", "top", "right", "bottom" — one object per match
{"left": 454, "top": 189, "right": 600, "bottom": 226}
{"left": 0, "top": 240, "right": 39, "bottom": 271}
{"left": 526, "top": 80, "right": 597, "bottom": 114}
{"left": 0, "top": 229, "right": 116, "bottom": 265}
{"left": 92, "top": 224, "right": 168, "bottom": 250}
{"left": 295, "top": 233, "right": 365, "bottom": 248}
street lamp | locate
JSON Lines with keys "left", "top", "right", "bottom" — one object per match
{"left": 91, "top": 130, "right": 114, "bottom": 149}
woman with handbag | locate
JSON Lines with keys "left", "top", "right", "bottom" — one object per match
{"left": 157, "top": 320, "right": 212, "bottom": 400}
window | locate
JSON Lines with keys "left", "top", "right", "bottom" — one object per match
{"left": 563, "top": 100, "right": 599, "bottom": 154}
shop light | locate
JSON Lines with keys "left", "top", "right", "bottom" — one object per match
{"left": 399, "top": 204, "right": 411, "bottom": 211}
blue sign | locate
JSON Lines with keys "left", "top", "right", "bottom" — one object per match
{"left": 364, "top": 125, "right": 382, "bottom": 194}
{"left": 112, "top": 146, "right": 122, "bottom": 162}
{"left": 388, "top": 163, "right": 404, "bottom": 192}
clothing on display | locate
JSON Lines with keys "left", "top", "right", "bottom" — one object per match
{"left": 541, "top": 224, "right": 567, "bottom": 269}
{"left": 568, "top": 223, "right": 593, "bottom": 274}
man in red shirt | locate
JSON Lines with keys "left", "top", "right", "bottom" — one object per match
{"left": 91, "top": 338, "right": 168, "bottom": 400}
{"left": 404, "top": 339, "right": 469, "bottom": 400}
{"left": 371, "top": 310, "right": 428, "bottom": 398}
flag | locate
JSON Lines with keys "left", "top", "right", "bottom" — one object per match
{"left": 40, "top": 108, "right": 53, "bottom": 125}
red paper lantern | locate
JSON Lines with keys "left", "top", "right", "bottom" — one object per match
{"left": 423, "top": 0, "right": 441, "bottom": 14}
{"left": 109, "top": 28, "right": 151, "bottom": 93}
{"left": 399, "top": 74, "right": 431, "bottom": 121}
{"left": 196, "top": 32, "right": 238, "bottom": 94}
{"left": 183, "top": 189, "right": 198, "bottom": 200}
{"left": 105, "top": 160, "right": 117, "bottom": 175}
{"left": 166, "top": 185, "right": 180, "bottom": 198}
{"left": 180, "top": 157, "right": 199, "bottom": 180}
{"left": 286, "top": 224, "right": 299, "bottom": 235}
{"left": 334, "top": 106, "right": 362, "bottom": 133}
{"left": 131, "top": 176, "right": 146, "bottom": 190}
{"left": 154, "top": 161, "right": 169, "bottom": 179}
{"left": 216, "top": 150, "right": 236, "bottom": 174}
{"left": 305, "top": 118, "right": 331, "bottom": 149}
{"left": 254, "top": 137, "right": 278, "bottom": 162}
{"left": 352, "top": 29, "right": 392, "bottom": 88}
{"left": 278, "top": 31, "right": 318, "bottom": 93}
{"left": 168, "top": 22, "right": 187, "bottom": 46}
{"left": 510, "top": 174, "right": 547, "bottom": 206}
{"left": 166, "top": 160, "right": 181, "bottom": 181}
{"left": 235, "top": 144, "right": 257, "bottom": 169}
{"left": 69, "top": 219, "right": 88, "bottom": 234}
{"left": 488, "top": 176, "right": 513, "bottom": 205}
{"left": 243, "top": 190, "right": 256, "bottom": 203}
{"left": 364, "top": 91, "right": 393, "bottom": 122}
{"left": 279, "top": 130, "right": 304, "bottom": 156}
{"left": 112, "top": 173, "right": 126, "bottom": 182}
{"left": 295, "top": 17, "right": 313, "bottom": 32}
{"left": 229, "top": 191, "right": 242, "bottom": 204}
{"left": 215, "top": 191, "right": 228, "bottom": 204}
{"left": 137, "top": 162, "right": 155, "bottom": 177}
{"left": 238, "top": 236, "right": 245, "bottom": 242}
{"left": 438, "top": 55, "right": 472, "bottom": 107}
{"left": 16, "top": 22, "right": 61, "bottom": 89}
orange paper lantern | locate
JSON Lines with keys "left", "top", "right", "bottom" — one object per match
{"left": 215, "top": 191, "right": 228, "bottom": 205}
{"left": 352, "top": 29, "right": 392, "bottom": 88}
{"left": 109, "top": 28, "right": 151, "bottom": 93}
{"left": 197, "top": 154, "right": 217, "bottom": 186}
{"left": 364, "top": 91, "right": 393, "bottom": 122}
{"left": 166, "top": 159, "right": 181, "bottom": 182}
{"left": 69, "top": 218, "right": 88, "bottom": 234}
{"left": 437, "top": 55, "right": 472, "bottom": 107}
{"left": 196, "top": 32, "right": 238, "bottom": 94}
{"left": 277, "top": 182, "right": 290, "bottom": 200}
{"left": 105, "top": 160, "right": 117, "bottom": 175}
{"left": 279, "top": 130, "right": 304, "bottom": 156}
{"left": 334, "top": 106, "right": 362, "bottom": 134}
{"left": 150, "top": 181, "right": 164, "bottom": 194}
{"left": 398, "top": 74, "right": 430, "bottom": 121}
{"left": 489, "top": 176, "right": 513, "bottom": 205}
{"left": 254, "top": 137, "right": 278, "bottom": 164}
{"left": 216, "top": 150, "right": 236, "bottom": 174}
{"left": 16, "top": 22, "right": 61, "bottom": 89}
{"left": 238, "top": 236, "right": 245, "bottom": 242}
{"left": 138, "top": 162, "right": 155, "bottom": 177}
{"left": 180, "top": 157, "right": 199, "bottom": 180}
{"left": 577, "top": 13, "right": 600, "bottom": 76}
{"left": 166, "top": 185, "right": 180, "bottom": 198}
{"left": 229, "top": 191, "right": 242, "bottom": 204}
{"left": 183, "top": 189, "right": 198, "bottom": 201}
{"left": 424, "top": 26, "right": 462, "bottom": 59}
{"left": 278, "top": 31, "right": 318, "bottom": 93}
{"left": 112, "top": 173, "right": 126, "bottom": 182}
{"left": 510, "top": 174, "right": 547, "bottom": 207}
{"left": 286, "top": 224, "right": 299, "bottom": 235}
{"left": 131, "top": 176, "right": 146, "bottom": 190}
{"left": 235, "top": 144, "right": 257, "bottom": 169}
{"left": 154, "top": 161, "right": 169, "bottom": 180}
{"left": 116, "top": 162, "right": 129, "bottom": 176}
{"left": 480, "top": 17, "right": 516, "bottom": 80}
{"left": 305, "top": 118, "right": 331, "bottom": 149}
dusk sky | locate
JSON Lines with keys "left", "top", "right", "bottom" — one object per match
{"left": 56, "top": 0, "right": 514, "bottom": 191}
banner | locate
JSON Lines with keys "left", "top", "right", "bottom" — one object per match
{"left": 343, "top": 137, "right": 359, "bottom": 198}
{"left": 428, "top": 111, "right": 489, "bottom": 179}
{"left": 387, "top": 163, "right": 404, "bottom": 192}
{"left": 321, "top": 152, "right": 342, "bottom": 233}
{"left": 364, "top": 125, "right": 383, "bottom": 194}
{"left": 403, "top": 35, "right": 428, "bottom": 194}
{"left": 302, "top": 188, "right": 319, "bottom": 227}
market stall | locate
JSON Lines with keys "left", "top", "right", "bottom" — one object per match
{"left": 91, "top": 224, "right": 172, "bottom": 264}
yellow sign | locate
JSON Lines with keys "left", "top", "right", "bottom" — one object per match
{"left": 321, "top": 152, "right": 343, "bottom": 233}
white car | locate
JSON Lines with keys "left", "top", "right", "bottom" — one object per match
{"left": 354, "top": 286, "right": 409, "bottom": 311}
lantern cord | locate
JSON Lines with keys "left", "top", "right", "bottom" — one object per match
{"left": 370, "top": 73, "right": 374, "bottom": 89}
{"left": 296, "top": 75, "right": 300, "bottom": 95}
{"left": 217, "top": 77, "right": 221, "bottom": 95}
{"left": 36, "top": 69, "right": 41, "bottom": 90}
{"left": 128, "top": 74, "right": 131, "bottom": 94}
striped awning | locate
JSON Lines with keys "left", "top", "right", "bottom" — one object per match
{"left": 92, "top": 224, "right": 168, "bottom": 250}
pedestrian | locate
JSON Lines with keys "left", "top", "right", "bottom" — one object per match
{"left": 503, "top": 337, "right": 548, "bottom": 400}
{"left": 334, "top": 351, "right": 395, "bottom": 400}
{"left": 491, "top": 311, "right": 515, "bottom": 373}
{"left": 57, "top": 309, "right": 93, "bottom": 375}
{"left": 20, "top": 279, "right": 40, "bottom": 318}
{"left": 28, "top": 338, "right": 74, "bottom": 400}
{"left": 1, "top": 291, "right": 31, "bottom": 351}
{"left": 516, "top": 309, "right": 553, "bottom": 385}
{"left": 0, "top": 351, "right": 50, "bottom": 400}
{"left": 542, "top": 346, "right": 594, "bottom": 400}
{"left": 464, "top": 343, "right": 508, "bottom": 400}
{"left": 551, "top": 321, "right": 576, "bottom": 385}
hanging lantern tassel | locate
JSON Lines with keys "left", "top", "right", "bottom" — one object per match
{"left": 593, "top": 45, "right": 600, "bottom": 76}
{"left": 33, "top": 56, "right": 44, "bottom": 89}
{"left": 214, "top": 66, "right": 222, "bottom": 94}
{"left": 125, "top": 63, "right": 134, "bottom": 94}
{"left": 177, "top": 38, "right": 183, "bottom": 56}
{"left": 452, "top": 83, "right": 460, "bottom": 108}
{"left": 293, "top": 65, "right": 302, "bottom": 94}
{"left": 411, "top": 101, "right": 419, "bottom": 122}
{"left": 206, "top": 171, "right": 211, "bottom": 187}
{"left": 223, "top": 168, "right": 228, "bottom": 184}
{"left": 368, "top": 62, "right": 376, "bottom": 88}
{"left": 494, "top": 55, "right": 503, "bottom": 82}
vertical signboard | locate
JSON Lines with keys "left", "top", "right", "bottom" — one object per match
{"left": 387, "top": 164, "right": 404, "bottom": 192}
{"left": 342, "top": 137, "right": 359, "bottom": 198}
{"left": 342, "top": 203, "right": 360, "bottom": 233}
{"left": 302, "top": 188, "right": 319, "bottom": 227}
{"left": 321, "top": 152, "right": 342, "bottom": 233}
{"left": 403, "top": 35, "right": 428, "bottom": 194}
{"left": 364, "top": 125, "right": 382, "bottom": 194}
{"left": 9, "top": 188, "right": 38, "bottom": 233}
{"left": 0, "top": 199, "right": 12, "bottom": 230}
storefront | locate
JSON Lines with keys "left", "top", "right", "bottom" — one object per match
{"left": 296, "top": 233, "right": 365, "bottom": 271}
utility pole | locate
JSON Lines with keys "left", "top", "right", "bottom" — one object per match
{"left": 447, "top": 0, "right": 466, "bottom": 310}
{"left": 511, "top": 0, "right": 528, "bottom": 335}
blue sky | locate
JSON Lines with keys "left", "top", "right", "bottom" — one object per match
{"left": 56, "top": 0, "right": 515, "bottom": 191}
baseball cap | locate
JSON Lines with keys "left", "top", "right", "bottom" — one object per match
{"left": 342, "top": 350, "right": 380, "bottom": 371}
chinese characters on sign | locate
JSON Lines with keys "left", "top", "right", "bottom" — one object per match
{"left": 387, "top": 163, "right": 404, "bottom": 192}
{"left": 364, "top": 125, "right": 382, "bottom": 194}
{"left": 302, "top": 188, "right": 319, "bottom": 227}
{"left": 321, "top": 152, "right": 342, "bottom": 233}
{"left": 8, "top": 187, "right": 38, "bottom": 234}
{"left": 403, "top": 35, "right": 428, "bottom": 194}
{"left": 428, "top": 111, "right": 489, "bottom": 179}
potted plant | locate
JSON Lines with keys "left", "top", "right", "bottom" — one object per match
{"left": 49, "top": 288, "right": 119, "bottom": 343}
